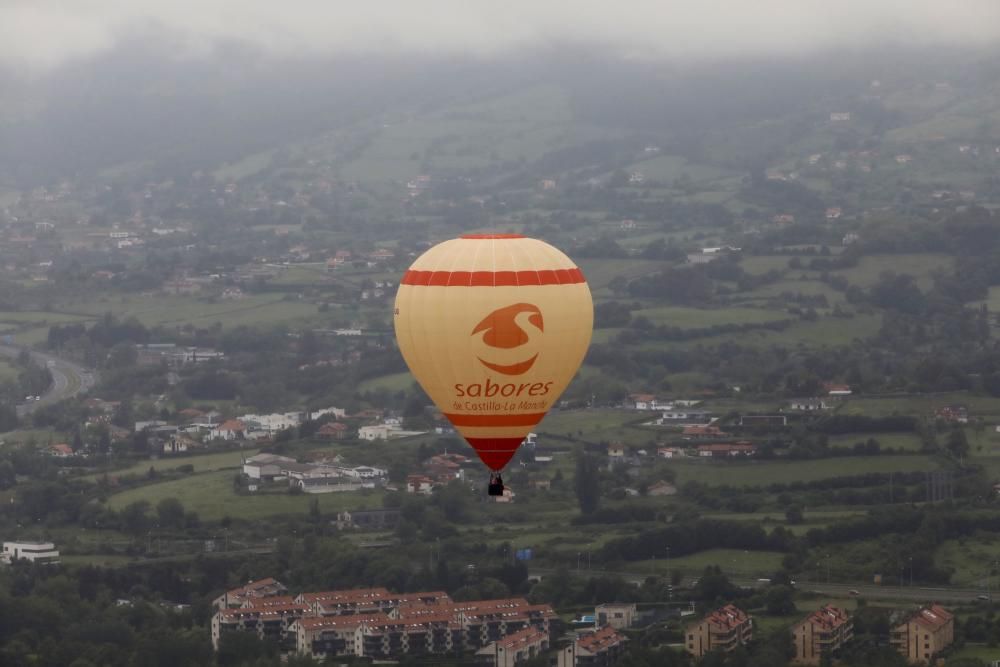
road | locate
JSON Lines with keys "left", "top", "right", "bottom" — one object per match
{"left": 0, "top": 345, "right": 97, "bottom": 417}
{"left": 529, "top": 569, "right": 990, "bottom": 603}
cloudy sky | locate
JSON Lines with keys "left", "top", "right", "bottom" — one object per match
{"left": 2, "top": 0, "right": 1000, "bottom": 73}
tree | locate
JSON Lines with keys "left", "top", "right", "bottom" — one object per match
{"left": 765, "top": 585, "right": 797, "bottom": 615}
{"left": 574, "top": 452, "right": 601, "bottom": 515}
{"left": 156, "top": 498, "right": 185, "bottom": 530}
{"left": 785, "top": 506, "right": 804, "bottom": 525}
{"left": 947, "top": 427, "right": 969, "bottom": 459}
{"left": 120, "top": 500, "right": 151, "bottom": 535}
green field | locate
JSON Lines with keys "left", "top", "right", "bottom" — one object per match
{"left": 536, "top": 409, "right": 643, "bottom": 443}
{"left": 213, "top": 148, "right": 277, "bottom": 181}
{"left": 0, "top": 311, "right": 92, "bottom": 324}
{"left": 640, "top": 548, "right": 786, "bottom": 578}
{"left": 639, "top": 312, "right": 882, "bottom": 350}
{"left": 105, "top": 469, "right": 387, "bottom": 520}
{"left": 828, "top": 432, "right": 924, "bottom": 452}
{"left": 829, "top": 254, "right": 953, "bottom": 289}
{"left": 949, "top": 644, "right": 1000, "bottom": 663}
{"left": 341, "top": 86, "right": 621, "bottom": 183}
{"left": 740, "top": 256, "right": 804, "bottom": 275}
{"left": 935, "top": 535, "right": 1000, "bottom": 587}
{"left": 739, "top": 280, "right": 845, "bottom": 303}
{"left": 840, "top": 393, "right": 1000, "bottom": 417}
{"left": 358, "top": 372, "right": 417, "bottom": 394}
{"left": 632, "top": 305, "right": 790, "bottom": 329}
{"left": 0, "top": 357, "right": 16, "bottom": 382}
{"left": 576, "top": 258, "right": 667, "bottom": 291}
{"left": 59, "top": 294, "right": 318, "bottom": 329}
{"left": 84, "top": 448, "right": 260, "bottom": 481}
{"left": 665, "top": 455, "right": 941, "bottom": 487}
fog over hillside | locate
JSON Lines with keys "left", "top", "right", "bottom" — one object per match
{"left": 3, "top": 0, "right": 1000, "bottom": 72}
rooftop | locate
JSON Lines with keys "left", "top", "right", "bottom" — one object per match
{"left": 578, "top": 625, "right": 627, "bottom": 653}
{"left": 802, "top": 605, "right": 850, "bottom": 630}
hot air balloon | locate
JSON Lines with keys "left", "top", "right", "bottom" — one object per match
{"left": 394, "top": 234, "right": 593, "bottom": 494}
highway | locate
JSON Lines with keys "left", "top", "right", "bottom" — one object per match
{"left": 0, "top": 345, "right": 97, "bottom": 417}
{"left": 528, "top": 569, "right": 990, "bottom": 603}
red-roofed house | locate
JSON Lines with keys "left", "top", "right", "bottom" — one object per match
{"left": 686, "top": 605, "right": 753, "bottom": 657}
{"left": 891, "top": 604, "right": 953, "bottom": 664}
{"left": 47, "top": 443, "right": 75, "bottom": 457}
{"left": 407, "top": 475, "right": 436, "bottom": 494}
{"left": 210, "top": 419, "right": 246, "bottom": 441}
{"left": 824, "top": 383, "right": 853, "bottom": 396}
{"left": 792, "top": 605, "right": 853, "bottom": 665}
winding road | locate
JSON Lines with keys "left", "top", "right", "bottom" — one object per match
{"left": 0, "top": 345, "right": 97, "bottom": 417}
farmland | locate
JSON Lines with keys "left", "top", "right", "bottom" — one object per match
{"left": 105, "top": 469, "right": 387, "bottom": 520}
{"left": 664, "top": 455, "right": 941, "bottom": 487}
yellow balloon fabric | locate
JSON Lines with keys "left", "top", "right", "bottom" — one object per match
{"left": 394, "top": 234, "right": 593, "bottom": 470}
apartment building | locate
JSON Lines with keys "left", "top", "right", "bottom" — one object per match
{"left": 213, "top": 585, "right": 556, "bottom": 662}
{"left": 211, "top": 599, "right": 310, "bottom": 650}
{"left": 891, "top": 604, "right": 954, "bottom": 664}
{"left": 595, "top": 603, "right": 636, "bottom": 630}
{"left": 686, "top": 604, "right": 753, "bottom": 657}
{"left": 1, "top": 541, "right": 60, "bottom": 564}
{"left": 212, "top": 577, "right": 288, "bottom": 609}
{"left": 792, "top": 605, "right": 853, "bottom": 665}
{"left": 292, "top": 613, "right": 387, "bottom": 660}
{"left": 455, "top": 598, "right": 558, "bottom": 649}
{"left": 295, "top": 588, "right": 451, "bottom": 616}
{"left": 556, "top": 625, "right": 628, "bottom": 666}
{"left": 475, "top": 626, "right": 550, "bottom": 666}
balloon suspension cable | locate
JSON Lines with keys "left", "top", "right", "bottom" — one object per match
{"left": 488, "top": 471, "right": 505, "bottom": 497}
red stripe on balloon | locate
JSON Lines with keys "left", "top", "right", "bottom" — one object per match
{"left": 401, "top": 268, "right": 585, "bottom": 286}
{"left": 465, "top": 437, "right": 527, "bottom": 470}
{"left": 444, "top": 412, "right": 546, "bottom": 427}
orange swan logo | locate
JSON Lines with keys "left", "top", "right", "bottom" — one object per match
{"left": 471, "top": 303, "right": 544, "bottom": 375}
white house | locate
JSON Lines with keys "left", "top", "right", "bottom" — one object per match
{"left": 359, "top": 425, "right": 394, "bottom": 441}
{"left": 657, "top": 447, "right": 685, "bottom": 459}
{"left": 336, "top": 466, "right": 387, "bottom": 480}
{"left": 787, "top": 398, "right": 830, "bottom": 411}
{"left": 243, "top": 453, "right": 296, "bottom": 479}
{"left": 358, "top": 424, "right": 425, "bottom": 441}
{"left": 657, "top": 409, "right": 711, "bottom": 423}
{"left": 2, "top": 541, "right": 60, "bottom": 564}
{"left": 309, "top": 407, "right": 347, "bottom": 421}
{"left": 294, "top": 477, "right": 365, "bottom": 494}
{"left": 239, "top": 412, "right": 303, "bottom": 433}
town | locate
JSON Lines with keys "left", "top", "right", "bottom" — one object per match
{"left": 5, "top": 11, "right": 1000, "bottom": 667}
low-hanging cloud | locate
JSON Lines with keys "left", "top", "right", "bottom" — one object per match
{"left": 2, "top": 0, "right": 1000, "bottom": 73}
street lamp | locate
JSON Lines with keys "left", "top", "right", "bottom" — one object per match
{"left": 666, "top": 547, "right": 672, "bottom": 601}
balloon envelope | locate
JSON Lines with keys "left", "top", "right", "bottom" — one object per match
{"left": 394, "top": 234, "right": 593, "bottom": 470}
